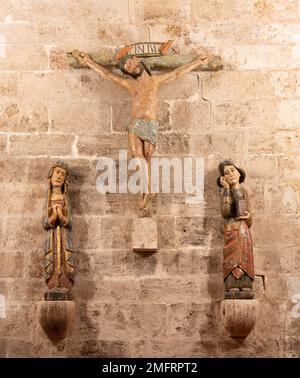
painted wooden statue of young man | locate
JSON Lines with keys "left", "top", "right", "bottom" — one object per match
{"left": 73, "top": 49, "right": 212, "bottom": 216}
{"left": 217, "top": 160, "right": 254, "bottom": 300}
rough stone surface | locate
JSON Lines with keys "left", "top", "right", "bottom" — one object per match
{"left": 0, "top": 0, "right": 299, "bottom": 358}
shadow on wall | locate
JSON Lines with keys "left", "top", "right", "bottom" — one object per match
{"left": 199, "top": 165, "right": 224, "bottom": 352}
{"left": 67, "top": 162, "right": 98, "bottom": 356}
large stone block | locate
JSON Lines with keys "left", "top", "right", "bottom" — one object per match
{"left": 26, "top": 158, "right": 62, "bottom": 185}
{"left": 0, "top": 252, "right": 24, "bottom": 278}
{"left": 254, "top": 299, "right": 287, "bottom": 341}
{"left": 50, "top": 100, "right": 110, "bottom": 135}
{"left": 160, "top": 248, "right": 211, "bottom": 276}
{"left": 172, "top": 100, "right": 211, "bottom": 133}
{"left": 202, "top": 72, "right": 276, "bottom": 101}
{"left": 93, "top": 278, "right": 137, "bottom": 303}
{"left": 262, "top": 181, "right": 299, "bottom": 216}
{"left": 0, "top": 23, "right": 57, "bottom": 46}
{"left": 155, "top": 193, "right": 187, "bottom": 216}
{"left": 191, "top": 132, "right": 244, "bottom": 160}
{"left": 254, "top": 247, "right": 294, "bottom": 275}
{"left": 246, "top": 155, "right": 277, "bottom": 178}
{"left": 191, "top": 22, "right": 300, "bottom": 46}
{"left": 79, "top": 339, "right": 130, "bottom": 357}
{"left": 0, "top": 45, "right": 48, "bottom": 71}
{"left": 264, "top": 275, "right": 288, "bottom": 300}
{"left": 158, "top": 216, "right": 176, "bottom": 249}
{"left": 252, "top": 215, "right": 300, "bottom": 249}
{"left": 0, "top": 184, "right": 44, "bottom": 217}
{"left": 158, "top": 132, "right": 190, "bottom": 155}
{"left": 0, "top": 99, "right": 48, "bottom": 133}
{"left": 77, "top": 72, "right": 129, "bottom": 105}
{"left": 168, "top": 303, "right": 215, "bottom": 337}
{"left": 100, "top": 217, "right": 132, "bottom": 249}
{"left": 3, "top": 217, "right": 44, "bottom": 251}
{"left": 72, "top": 216, "right": 101, "bottom": 250}
{"left": 1, "top": 0, "right": 98, "bottom": 25}
{"left": 277, "top": 156, "right": 300, "bottom": 182}
{"left": 212, "top": 100, "right": 279, "bottom": 130}
{"left": 191, "top": 0, "right": 297, "bottom": 22}
{"left": 18, "top": 71, "right": 82, "bottom": 102}
{"left": 137, "top": 277, "right": 209, "bottom": 303}
{"left": 9, "top": 134, "right": 74, "bottom": 157}
{"left": 286, "top": 275, "right": 300, "bottom": 299}
{"left": 278, "top": 99, "right": 300, "bottom": 129}
{"left": 132, "top": 0, "right": 191, "bottom": 23}
{"left": 0, "top": 73, "right": 18, "bottom": 97}
{"left": 247, "top": 131, "right": 300, "bottom": 155}
{"left": 131, "top": 338, "right": 188, "bottom": 357}
{"left": 28, "top": 248, "right": 44, "bottom": 280}
{"left": 221, "top": 44, "right": 296, "bottom": 70}
{"left": 74, "top": 250, "right": 94, "bottom": 279}
{"left": 148, "top": 23, "right": 192, "bottom": 45}
{"left": 71, "top": 186, "right": 108, "bottom": 216}
{"left": 83, "top": 303, "right": 168, "bottom": 339}
{"left": 158, "top": 74, "right": 199, "bottom": 102}
{"left": 77, "top": 134, "right": 128, "bottom": 158}
{"left": 128, "top": 303, "right": 168, "bottom": 338}
{"left": 104, "top": 193, "right": 137, "bottom": 217}
{"left": 269, "top": 71, "right": 300, "bottom": 99}
{"left": 2, "top": 301, "right": 34, "bottom": 339}
{"left": 97, "top": 23, "right": 149, "bottom": 46}
{"left": 176, "top": 216, "right": 223, "bottom": 248}
{"left": 93, "top": 249, "right": 126, "bottom": 277}
{"left": 0, "top": 158, "right": 29, "bottom": 184}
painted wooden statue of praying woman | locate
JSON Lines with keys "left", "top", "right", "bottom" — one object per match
{"left": 42, "top": 161, "right": 75, "bottom": 301}
{"left": 217, "top": 160, "right": 254, "bottom": 300}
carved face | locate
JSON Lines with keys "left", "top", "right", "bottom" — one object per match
{"left": 51, "top": 166, "right": 67, "bottom": 187}
{"left": 124, "top": 56, "right": 143, "bottom": 76}
{"left": 223, "top": 165, "right": 240, "bottom": 186}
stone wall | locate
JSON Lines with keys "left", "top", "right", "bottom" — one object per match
{"left": 0, "top": 0, "right": 300, "bottom": 357}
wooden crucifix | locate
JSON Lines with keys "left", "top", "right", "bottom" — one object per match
{"left": 71, "top": 42, "right": 223, "bottom": 216}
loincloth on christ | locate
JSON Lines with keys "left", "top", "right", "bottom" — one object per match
{"left": 127, "top": 118, "right": 159, "bottom": 146}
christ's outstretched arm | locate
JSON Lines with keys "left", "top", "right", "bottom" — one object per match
{"left": 72, "top": 50, "right": 130, "bottom": 90}
{"left": 157, "top": 54, "right": 213, "bottom": 86}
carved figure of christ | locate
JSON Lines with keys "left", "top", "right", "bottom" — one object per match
{"left": 73, "top": 50, "right": 211, "bottom": 215}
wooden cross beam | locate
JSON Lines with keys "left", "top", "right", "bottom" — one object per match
{"left": 67, "top": 48, "right": 223, "bottom": 72}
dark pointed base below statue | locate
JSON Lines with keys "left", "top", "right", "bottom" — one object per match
{"left": 221, "top": 299, "right": 258, "bottom": 338}
{"left": 44, "top": 288, "right": 73, "bottom": 301}
{"left": 225, "top": 288, "right": 254, "bottom": 299}
{"left": 37, "top": 300, "right": 75, "bottom": 343}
